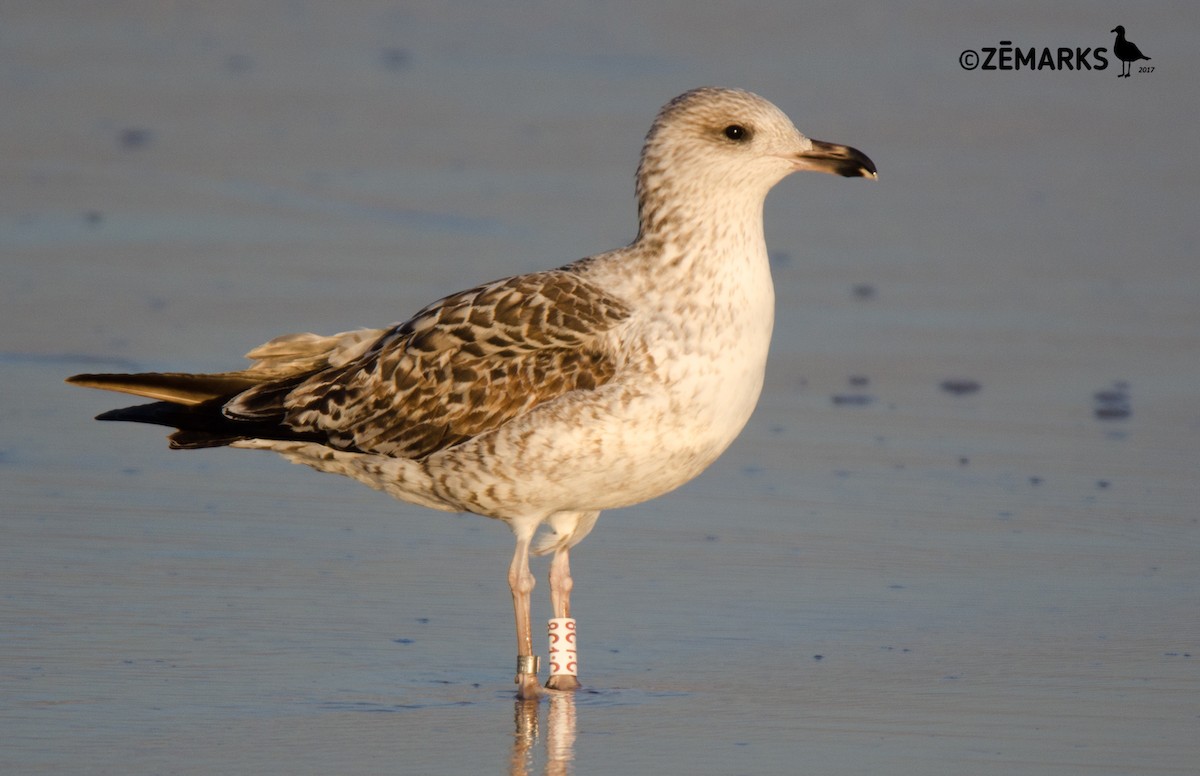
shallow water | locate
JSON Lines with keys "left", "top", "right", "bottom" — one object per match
{"left": 3, "top": 3, "right": 1198, "bottom": 774}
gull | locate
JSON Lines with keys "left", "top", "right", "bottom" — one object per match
{"left": 68, "top": 87, "right": 876, "bottom": 699}
{"left": 1111, "top": 25, "right": 1150, "bottom": 78}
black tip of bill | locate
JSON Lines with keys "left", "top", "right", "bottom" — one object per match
{"left": 838, "top": 145, "right": 878, "bottom": 179}
{"left": 799, "top": 139, "right": 878, "bottom": 180}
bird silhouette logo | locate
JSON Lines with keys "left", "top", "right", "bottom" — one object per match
{"left": 1111, "top": 25, "right": 1151, "bottom": 78}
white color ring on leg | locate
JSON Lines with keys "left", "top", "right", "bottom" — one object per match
{"left": 548, "top": 617, "right": 577, "bottom": 676}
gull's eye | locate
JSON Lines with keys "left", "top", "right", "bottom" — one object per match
{"left": 723, "top": 124, "right": 750, "bottom": 142}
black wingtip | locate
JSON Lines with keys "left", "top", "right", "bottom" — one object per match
{"left": 93, "top": 401, "right": 183, "bottom": 425}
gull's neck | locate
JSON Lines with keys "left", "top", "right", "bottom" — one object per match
{"left": 632, "top": 174, "right": 772, "bottom": 280}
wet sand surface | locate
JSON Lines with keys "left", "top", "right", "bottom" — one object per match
{"left": 3, "top": 4, "right": 1197, "bottom": 774}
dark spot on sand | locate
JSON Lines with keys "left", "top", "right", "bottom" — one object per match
{"left": 832, "top": 394, "right": 873, "bottom": 407}
{"left": 848, "top": 375, "right": 870, "bottom": 387}
{"left": 381, "top": 47, "right": 411, "bottom": 70}
{"left": 939, "top": 378, "right": 981, "bottom": 396}
{"left": 852, "top": 283, "right": 876, "bottom": 300}
{"left": 118, "top": 128, "right": 153, "bottom": 150}
{"left": 1093, "top": 381, "right": 1131, "bottom": 420}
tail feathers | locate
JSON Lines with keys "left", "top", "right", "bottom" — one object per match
{"left": 70, "top": 370, "right": 327, "bottom": 450}
{"left": 68, "top": 368, "right": 349, "bottom": 451}
{"left": 67, "top": 372, "right": 262, "bottom": 406}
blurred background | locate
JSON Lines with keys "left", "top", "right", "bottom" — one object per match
{"left": 3, "top": 3, "right": 1197, "bottom": 774}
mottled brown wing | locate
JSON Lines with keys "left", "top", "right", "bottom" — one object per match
{"left": 226, "top": 269, "right": 630, "bottom": 459}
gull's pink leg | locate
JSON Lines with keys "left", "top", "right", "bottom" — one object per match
{"left": 549, "top": 546, "right": 573, "bottom": 619}
{"left": 508, "top": 530, "right": 541, "bottom": 699}
{"left": 545, "top": 547, "right": 581, "bottom": 691}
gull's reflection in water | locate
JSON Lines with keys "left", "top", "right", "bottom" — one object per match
{"left": 510, "top": 691, "right": 577, "bottom": 775}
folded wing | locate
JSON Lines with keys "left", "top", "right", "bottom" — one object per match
{"left": 70, "top": 269, "right": 631, "bottom": 459}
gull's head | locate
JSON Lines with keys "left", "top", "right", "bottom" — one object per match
{"left": 635, "top": 88, "right": 876, "bottom": 232}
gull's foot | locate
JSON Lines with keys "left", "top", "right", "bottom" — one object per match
{"left": 515, "top": 672, "right": 543, "bottom": 700}
{"left": 545, "top": 674, "right": 581, "bottom": 691}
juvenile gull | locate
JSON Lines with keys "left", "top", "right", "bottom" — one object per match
{"left": 68, "top": 87, "right": 876, "bottom": 699}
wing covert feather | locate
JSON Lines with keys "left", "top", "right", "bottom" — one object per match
{"left": 227, "top": 270, "right": 630, "bottom": 459}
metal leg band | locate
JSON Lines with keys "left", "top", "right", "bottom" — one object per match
{"left": 515, "top": 655, "right": 540, "bottom": 679}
